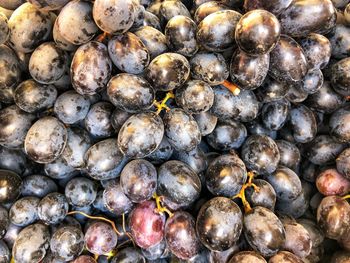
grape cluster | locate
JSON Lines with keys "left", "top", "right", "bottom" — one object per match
{"left": 0, "top": 0, "right": 350, "bottom": 262}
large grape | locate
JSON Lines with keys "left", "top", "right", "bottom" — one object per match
{"left": 85, "top": 221, "right": 118, "bottom": 255}
{"left": 9, "top": 196, "right": 39, "bottom": 227}
{"left": 0, "top": 170, "right": 22, "bottom": 203}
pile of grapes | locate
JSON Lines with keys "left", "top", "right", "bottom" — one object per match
{"left": 1, "top": 0, "right": 350, "bottom": 262}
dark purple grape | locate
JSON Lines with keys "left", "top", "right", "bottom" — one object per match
{"left": 111, "top": 247, "right": 146, "bottom": 263}
{"left": 316, "top": 168, "right": 350, "bottom": 196}
{"left": 261, "top": 99, "right": 289, "bottom": 131}
{"left": 256, "top": 76, "right": 288, "bottom": 102}
{"left": 285, "top": 82, "right": 308, "bottom": 103}
{"left": 54, "top": 90, "right": 90, "bottom": 124}
{"left": 129, "top": 200, "right": 166, "bottom": 249}
{"left": 120, "top": 159, "right": 157, "bottom": 203}
{"left": 172, "top": 147, "right": 207, "bottom": 174}
{"left": 65, "top": 177, "right": 97, "bottom": 207}
{"left": 93, "top": 0, "right": 135, "bottom": 34}
{"left": 230, "top": 49, "right": 269, "bottom": 89}
{"left": 228, "top": 251, "right": 267, "bottom": 263}
{"left": 328, "top": 24, "right": 350, "bottom": 60}
{"left": 330, "top": 57, "right": 350, "bottom": 96}
{"left": 235, "top": 10, "right": 280, "bottom": 56}
{"left": 24, "top": 117, "right": 67, "bottom": 163}
{"left": 276, "top": 140, "right": 301, "bottom": 171}
{"left": 107, "top": 73, "right": 155, "bottom": 113}
{"left": 141, "top": 238, "right": 167, "bottom": 260}
{"left": 111, "top": 109, "right": 132, "bottom": 133}
{"left": 275, "top": 187, "right": 309, "bottom": 219}
{"left": 298, "top": 33, "right": 331, "bottom": 70}
{"left": 269, "top": 35, "right": 307, "bottom": 83}
{"left": 247, "top": 119, "right": 277, "bottom": 139}
{"left": 0, "top": 146, "right": 27, "bottom": 175}
{"left": 289, "top": 105, "right": 317, "bottom": 143}
{"left": 142, "top": 11, "right": 162, "bottom": 30}
{"left": 241, "top": 135, "right": 280, "bottom": 175}
{"left": 85, "top": 221, "right": 118, "bottom": 256}
{"left": 134, "top": 26, "right": 168, "bottom": 59}
{"left": 50, "top": 226, "right": 84, "bottom": 261}
{"left": 196, "top": 197, "right": 243, "bottom": 251}
{"left": 298, "top": 218, "right": 324, "bottom": 248}
{"left": 300, "top": 68, "right": 324, "bottom": 94}
{"left": 72, "top": 255, "right": 96, "bottom": 263}
{"left": 194, "top": 111, "right": 218, "bottom": 137}
{"left": 279, "top": 0, "right": 336, "bottom": 37}
{"left": 145, "top": 53, "right": 190, "bottom": 91}
{"left": 9, "top": 196, "right": 39, "bottom": 227}
{"left": 157, "top": 160, "right": 201, "bottom": 210}
{"left": 0, "top": 240, "right": 9, "bottom": 263}
{"left": 21, "top": 175, "right": 58, "bottom": 198}
{"left": 175, "top": 80, "right": 214, "bottom": 114}
{"left": 268, "top": 251, "right": 303, "bottom": 263}
{"left": 103, "top": 179, "right": 134, "bottom": 215}
{"left": 146, "top": 136, "right": 174, "bottom": 165}
{"left": 0, "top": 170, "right": 22, "bottom": 203}
{"left": 108, "top": 32, "right": 150, "bottom": 74}
{"left": 44, "top": 158, "right": 77, "bottom": 180}
{"left": 118, "top": 112, "right": 164, "bottom": 158}
{"left": 0, "top": 205, "right": 9, "bottom": 239}
{"left": 330, "top": 105, "right": 350, "bottom": 143}
{"left": 38, "top": 192, "right": 69, "bottom": 225}
{"left": 194, "top": 1, "right": 229, "bottom": 24}
{"left": 159, "top": 0, "right": 191, "bottom": 24}
{"left": 205, "top": 153, "right": 247, "bottom": 197}
{"left": 244, "top": 0, "right": 292, "bottom": 15}
{"left": 243, "top": 206, "right": 285, "bottom": 257}
{"left": 197, "top": 10, "right": 242, "bottom": 52}
{"left": 246, "top": 179, "right": 276, "bottom": 211}
{"left": 190, "top": 52, "right": 229, "bottom": 86}
{"left": 337, "top": 148, "right": 350, "bottom": 179}
{"left": 317, "top": 196, "right": 350, "bottom": 239}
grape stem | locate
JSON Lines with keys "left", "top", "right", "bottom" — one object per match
{"left": 152, "top": 192, "right": 174, "bottom": 217}
{"left": 232, "top": 171, "right": 260, "bottom": 213}
{"left": 222, "top": 80, "right": 241, "bottom": 96}
{"left": 342, "top": 194, "right": 350, "bottom": 200}
{"left": 153, "top": 91, "right": 175, "bottom": 114}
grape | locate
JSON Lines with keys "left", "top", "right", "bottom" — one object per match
{"left": 103, "top": 179, "right": 134, "bottom": 215}
{"left": 56, "top": 0, "right": 98, "bottom": 45}
{"left": 0, "top": 240, "right": 9, "bottom": 263}
{"left": 0, "top": 0, "right": 24, "bottom": 10}
{"left": 196, "top": 197, "right": 243, "bottom": 251}
{"left": 316, "top": 168, "right": 350, "bottom": 196}
{"left": 0, "top": 45, "right": 21, "bottom": 104}
{"left": 108, "top": 32, "right": 150, "bottom": 74}
{"left": 300, "top": 68, "right": 324, "bottom": 94}
{"left": 157, "top": 160, "right": 201, "bottom": 210}
{"left": 9, "top": 196, "right": 39, "bottom": 227}
{"left": 165, "top": 15, "right": 198, "bottom": 57}
{"left": 244, "top": 207, "right": 285, "bottom": 257}
{"left": 24, "top": 116, "right": 67, "bottom": 163}
{"left": 194, "top": 1, "right": 229, "bottom": 24}
{"left": 289, "top": 105, "right": 317, "bottom": 143}
{"left": 145, "top": 53, "right": 190, "bottom": 91}
{"left": 235, "top": 10, "right": 280, "bottom": 56}
{"left": 285, "top": 83, "right": 308, "bottom": 103}
{"left": 304, "top": 135, "right": 346, "bottom": 165}
{"left": 107, "top": 73, "right": 155, "bottom": 113}
{"left": 317, "top": 196, "right": 350, "bottom": 239}
{"left": 134, "top": 26, "right": 168, "bottom": 59}
{"left": 8, "top": 3, "right": 53, "bottom": 53}
{"left": 328, "top": 24, "right": 350, "bottom": 60}
{"left": 228, "top": 251, "right": 267, "bottom": 263}
{"left": 84, "top": 138, "right": 124, "bottom": 180}
{"left": 230, "top": 49, "right": 269, "bottom": 89}
{"left": 0, "top": 170, "right": 22, "bottom": 203}
{"left": 29, "top": 42, "right": 68, "bottom": 84}
{"left": 84, "top": 102, "right": 115, "bottom": 139}
{"left": 72, "top": 255, "right": 97, "bottom": 263}
{"left": 268, "top": 251, "right": 303, "bottom": 263}
{"left": 279, "top": 0, "right": 336, "bottom": 37}
{"left": 85, "top": 221, "right": 118, "bottom": 255}
{"left": 246, "top": 179, "right": 276, "bottom": 211}
{"left": 159, "top": 0, "right": 191, "bottom": 24}
{"left": 146, "top": 136, "right": 173, "bottom": 165}
{"left": 13, "top": 223, "right": 50, "bottom": 263}
{"left": 175, "top": 80, "right": 214, "bottom": 114}
{"left": 129, "top": 201, "right": 166, "bottom": 249}
{"left": 44, "top": 158, "right": 78, "bottom": 180}
{"left": 190, "top": 52, "right": 229, "bottom": 86}
{"left": 50, "top": 226, "right": 84, "bottom": 261}
{"left": 65, "top": 177, "right": 97, "bottom": 207}
{"left": 256, "top": 76, "right": 288, "bottom": 102}
{"left": 61, "top": 127, "right": 92, "bottom": 169}
{"left": 111, "top": 247, "right": 146, "bottom": 263}
{"left": 261, "top": 99, "right": 290, "bottom": 131}
{"left": 118, "top": 112, "right": 164, "bottom": 158}
{"left": 111, "top": 109, "right": 132, "bottom": 133}
{"left": 298, "top": 33, "right": 331, "bottom": 70}
{"left": 0, "top": 12, "right": 9, "bottom": 45}
{"left": 197, "top": 10, "right": 241, "bottom": 52}
{"left": 298, "top": 218, "right": 324, "bottom": 248}
{"left": 275, "top": 186, "right": 309, "bottom": 219}
{"left": 276, "top": 140, "right": 301, "bottom": 171}
{"left": 14, "top": 79, "right": 57, "bottom": 113}
{"left": 21, "top": 175, "right": 58, "bottom": 198}
{"left": 0, "top": 146, "right": 27, "bottom": 175}
{"left": 172, "top": 147, "right": 207, "bottom": 174}
{"left": 205, "top": 153, "right": 246, "bottom": 197}
{"left": 38, "top": 192, "right": 69, "bottom": 225}
{"left": 194, "top": 111, "right": 218, "bottom": 136}
{"left": 337, "top": 148, "right": 350, "bottom": 179}
{"left": 52, "top": 19, "right": 77, "bottom": 52}
{"left": 247, "top": 119, "right": 278, "bottom": 139}
{"left": 120, "top": 159, "right": 157, "bottom": 203}
{"left": 331, "top": 57, "right": 350, "bottom": 96}
{"left": 0, "top": 205, "right": 9, "bottom": 239}
{"left": 281, "top": 220, "right": 312, "bottom": 258}
{"left": 165, "top": 211, "right": 200, "bottom": 259}
{"left": 241, "top": 135, "right": 280, "bottom": 175}
{"left": 330, "top": 106, "right": 350, "bottom": 143}
{"left": 209, "top": 244, "right": 239, "bottom": 263}
{"left": 27, "top": 0, "right": 69, "bottom": 10}
{"left": 269, "top": 35, "right": 307, "bottom": 83}
{"left": 93, "top": 0, "right": 135, "bottom": 35}
{"left": 141, "top": 239, "right": 167, "bottom": 260}
{"left": 71, "top": 41, "right": 112, "bottom": 95}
